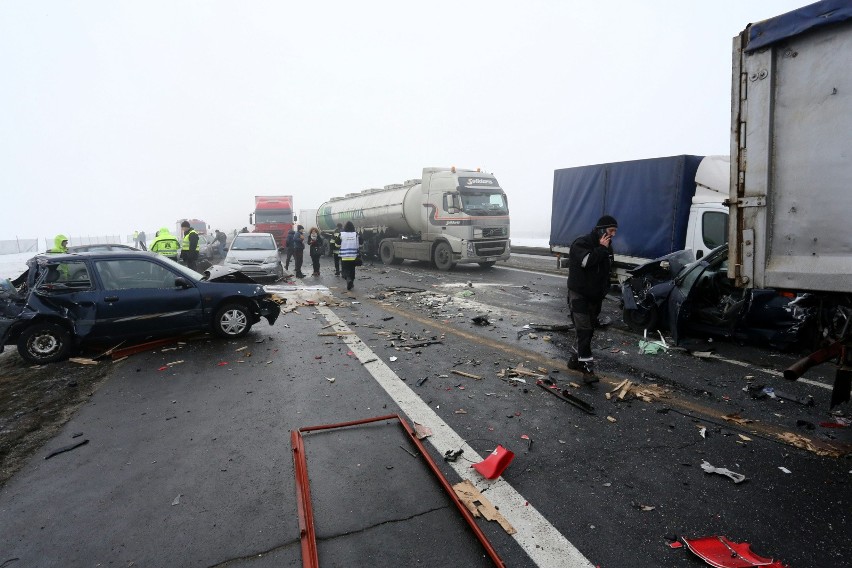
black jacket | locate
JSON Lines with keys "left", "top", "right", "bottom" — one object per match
{"left": 567, "top": 230, "right": 613, "bottom": 300}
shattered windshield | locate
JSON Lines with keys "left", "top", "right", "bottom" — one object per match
{"left": 459, "top": 192, "right": 508, "bottom": 216}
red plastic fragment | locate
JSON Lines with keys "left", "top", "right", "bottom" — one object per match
{"left": 157, "top": 366, "right": 168, "bottom": 371}
{"left": 217, "top": 361, "right": 228, "bottom": 366}
{"left": 669, "top": 541, "right": 683, "bottom": 549}
{"left": 472, "top": 445, "right": 515, "bottom": 479}
{"left": 682, "top": 536, "right": 787, "bottom": 567}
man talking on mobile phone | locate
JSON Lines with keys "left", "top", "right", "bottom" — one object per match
{"left": 566, "top": 215, "right": 618, "bottom": 381}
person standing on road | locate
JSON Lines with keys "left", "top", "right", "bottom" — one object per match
{"left": 339, "top": 221, "right": 360, "bottom": 291}
{"left": 293, "top": 225, "right": 306, "bottom": 278}
{"left": 215, "top": 230, "right": 227, "bottom": 258}
{"left": 284, "top": 228, "right": 296, "bottom": 271}
{"left": 330, "top": 223, "right": 343, "bottom": 276}
{"left": 307, "top": 227, "right": 324, "bottom": 277}
{"left": 566, "top": 215, "right": 618, "bottom": 381}
{"left": 150, "top": 227, "right": 181, "bottom": 261}
{"left": 180, "top": 221, "right": 200, "bottom": 271}
{"left": 137, "top": 230, "right": 147, "bottom": 251}
{"left": 133, "top": 230, "right": 139, "bottom": 248}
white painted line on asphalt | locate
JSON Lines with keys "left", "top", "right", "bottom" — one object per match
{"left": 496, "top": 265, "right": 566, "bottom": 279}
{"left": 317, "top": 305, "right": 594, "bottom": 568}
{"left": 703, "top": 353, "right": 832, "bottom": 391}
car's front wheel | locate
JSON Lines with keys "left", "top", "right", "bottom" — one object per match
{"left": 213, "top": 303, "right": 252, "bottom": 338}
{"left": 623, "top": 305, "right": 659, "bottom": 333}
{"left": 17, "top": 322, "right": 72, "bottom": 364}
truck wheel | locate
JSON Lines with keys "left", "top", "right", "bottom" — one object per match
{"left": 623, "top": 306, "right": 659, "bottom": 333}
{"left": 433, "top": 242, "right": 455, "bottom": 271}
{"left": 17, "top": 322, "right": 72, "bottom": 364}
{"left": 478, "top": 261, "right": 496, "bottom": 268}
{"left": 214, "top": 303, "right": 252, "bottom": 338}
{"left": 380, "top": 242, "right": 403, "bottom": 265}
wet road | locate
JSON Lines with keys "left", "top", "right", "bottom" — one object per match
{"left": 0, "top": 253, "right": 849, "bottom": 567}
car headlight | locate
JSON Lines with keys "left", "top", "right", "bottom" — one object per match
{"left": 264, "top": 256, "right": 279, "bottom": 264}
{"left": 225, "top": 258, "right": 240, "bottom": 266}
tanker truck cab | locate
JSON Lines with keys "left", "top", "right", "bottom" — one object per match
{"left": 421, "top": 168, "right": 510, "bottom": 270}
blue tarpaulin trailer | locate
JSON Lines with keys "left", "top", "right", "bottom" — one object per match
{"left": 550, "top": 155, "right": 706, "bottom": 264}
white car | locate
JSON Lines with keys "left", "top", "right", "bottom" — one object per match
{"left": 223, "top": 233, "right": 283, "bottom": 282}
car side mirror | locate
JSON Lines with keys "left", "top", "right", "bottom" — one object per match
{"left": 174, "top": 277, "right": 191, "bottom": 289}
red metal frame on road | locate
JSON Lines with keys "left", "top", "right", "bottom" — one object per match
{"left": 290, "top": 413, "right": 506, "bottom": 568}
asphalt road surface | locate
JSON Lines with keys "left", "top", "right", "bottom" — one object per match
{"left": 0, "top": 253, "right": 849, "bottom": 567}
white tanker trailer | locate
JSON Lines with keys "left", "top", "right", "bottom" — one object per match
{"left": 316, "top": 167, "right": 511, "bottom": 270}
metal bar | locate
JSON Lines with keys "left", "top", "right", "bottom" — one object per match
{"left": 536, "top": 381, "right": 596, "bottom": 414}
{"left": 395, "top": 414, "right": 506, "bottom": 568}
{"left": 290, "top": 414, "right": 506, "bottom": 567}
{"left": 291, "top": 429, "right": 319, "bottom": 568}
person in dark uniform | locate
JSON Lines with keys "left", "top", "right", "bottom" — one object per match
{"left": 330, "top": 223, "right": 343, "bottom": 276}
{"left": 566, "top": 215, "right": 618, "bottom": 381}
{"left": 293, "top": 225, "right": 306, "bottom": 278}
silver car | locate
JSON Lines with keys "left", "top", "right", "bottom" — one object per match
{"left": 223, "top": 232, "right": 283, "bottom": 282}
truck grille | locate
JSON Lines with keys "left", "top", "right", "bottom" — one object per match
{"left": 474, "top": 241, "right": 507, "bottom": 256}
{"left": 482, "top": 227, "right": 507, "bottom": 238}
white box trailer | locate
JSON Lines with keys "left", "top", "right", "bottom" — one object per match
{"left": 729, "top": 0, "right": 852, "bottom": 404}
{"left": 729, "top": 0, "right": 852, "bottom": 293}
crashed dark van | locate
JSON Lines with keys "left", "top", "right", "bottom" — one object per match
{"left": 1, "top": 252, "right": 282, "bottom": 364}
{"left": 621, "top": 244, "right": 805, "bottom": 348}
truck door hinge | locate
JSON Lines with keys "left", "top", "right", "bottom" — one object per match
{"left": 736, "top": 196, "right": 766, "bottom": 207}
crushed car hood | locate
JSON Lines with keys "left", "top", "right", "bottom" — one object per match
{"left": 202, "top": 265, "right": 259, "bottom": 283}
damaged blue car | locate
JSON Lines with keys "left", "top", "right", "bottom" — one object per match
{"left": 1, "top": 251, "right": 283, "bottom": 364}
{"left": 621, "top": 244, "right": 806, "bottom": 348}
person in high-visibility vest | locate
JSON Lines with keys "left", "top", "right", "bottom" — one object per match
{"left": 47, "top": 234, "right": 69, "bottom": 254}
{"left": 180, "top": 221, "right": 200, "bottom": 271}
{"left": 150, "top": 228, "right": 181, "bottom": 261}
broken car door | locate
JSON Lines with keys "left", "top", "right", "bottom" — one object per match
{"left": 90, "top": 258, "right": 203, "bottom": 340}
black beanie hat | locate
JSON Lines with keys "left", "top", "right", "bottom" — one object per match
{"left": 595, "top": 215, "right": 618, "bottom": 229}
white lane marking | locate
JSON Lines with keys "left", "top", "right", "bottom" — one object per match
{"left": 496, "top": 265, "right": 566, "bottom": 279}
{"left": 317, "top": 305, "right": 594, "bottom": 568}
{"left": 702, "top": 353, "right": 832, "bottom": 391}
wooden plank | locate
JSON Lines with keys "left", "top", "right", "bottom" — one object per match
{"left": 451, "top": 370, "right": 482, "bottom": 380}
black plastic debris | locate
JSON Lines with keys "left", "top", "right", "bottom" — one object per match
{"left": 45, "top": 439, "right": 89, "bottom": 460}
{"left": 444, "top": 448, "right": 464, "bottom": 462}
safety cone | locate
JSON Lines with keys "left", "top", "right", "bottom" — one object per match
{"left": 472, "top": 445, "right": 515, "bottom": 479}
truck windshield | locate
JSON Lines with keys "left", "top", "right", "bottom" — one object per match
{"left": 459, "top": 192, "right": 508, "bottom": 216}
{"left": 255, "top": 211, "right": 293, "bottom": 224}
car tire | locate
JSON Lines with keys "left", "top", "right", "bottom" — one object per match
{"left": 433, "top": 242, "right": 455, "bottom": 271}
{"left": 17, "top": 322, "right": 72, "bottom": 364}
{"left": 478, "top": 261, "right": 496, "bottom": 268}
{"left": 213, "top": 303, "right": 252, "bottom": 338}
{"left": 623, "top": 305, "right": 659, "bottom": 333}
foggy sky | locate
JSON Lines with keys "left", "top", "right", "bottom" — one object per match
{"left": 0, "top": 0, "right": 810, "bottom": 242}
